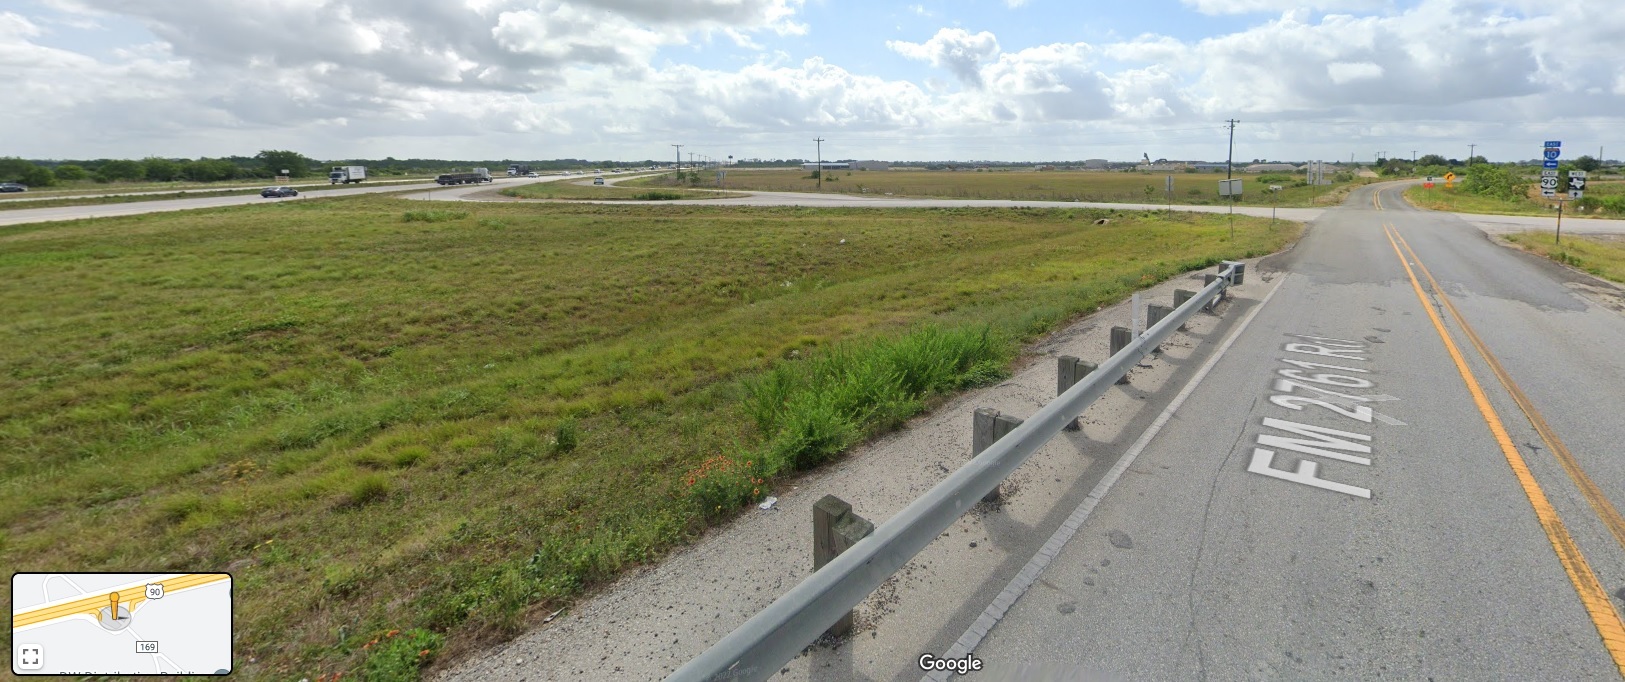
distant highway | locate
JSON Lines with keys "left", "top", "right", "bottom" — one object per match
{"left": 6, "top": 176, "right": 1623, "bottom": 237}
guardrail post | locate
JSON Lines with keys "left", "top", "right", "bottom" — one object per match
{"left": 1202, "top": 274, "right": 1223, "bottom": 310}
{"left": 1147, "top": 303, "right": 1174, "bottom": 333}
{"left": 1221, "top": 260, "right": 1245, "bottom": 285}
{"left": 973, "top": 408, "right": 1024, "bottom": 502}
{"left": 1057, "top": 356, "right": 1097, "bottom": 431}
{"left": 1173, "top": 289, "right": 1195, "bottom": 328}
{"left": 813, "top": 495, "right": 874, "bottom": 639}
{"left": 1109, "top": 326, "right": 1133, "bottom": 384}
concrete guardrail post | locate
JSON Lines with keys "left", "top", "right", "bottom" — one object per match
{"left": 1057, "top": 356, "right": 1097, "bottom": 431}
{"left": 813, "top": 495, "right": 875, "bottom": 638}
{"left": 1146, "top": 304, "right": 1174, "bottom": 341}
{"left": 1221, "top": 260, "right": 1245, "bottom": 285}
{"left": 973, "top": 408, "right": 1024, "bottom": 502}
{"left": 1173, "top": 289, "right": 1196, "bottom": 328}
{"left": 1110, "top": 326, "right": 1133, "bottom": 384}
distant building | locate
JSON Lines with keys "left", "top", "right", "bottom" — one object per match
{"left": 802, "top": 162, "right": 851, "bottom": 171}
{"left": 1083, "top": 159, "right": 1109, "bottom": 170}
{"left": 852, "top": 160, "right": 891, "bottom": 171}
{"left": 1245, "top": 163, "right": 1300, "bottom": 173}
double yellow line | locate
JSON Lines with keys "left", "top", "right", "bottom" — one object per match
{"left": 1381, "top": 221, "right": 1625, "bottom": 674}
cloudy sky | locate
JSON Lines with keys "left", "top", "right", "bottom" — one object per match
{"left": 2, "top": 0, "right": 1620, "bottom": 163}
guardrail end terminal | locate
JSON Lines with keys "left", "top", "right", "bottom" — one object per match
{"left": 1221, "top": 260, "right": 1245, "bottom": 286}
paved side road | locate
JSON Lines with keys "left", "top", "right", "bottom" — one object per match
{"left": 969, "top": 182, "right": 1625, "bottom": 680}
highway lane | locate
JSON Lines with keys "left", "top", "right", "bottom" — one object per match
{"left": 967, "top": 182, "right": 1625, "bottom": 679}
{"left": 0, "top": 175, "right": 557, "bottom": 227}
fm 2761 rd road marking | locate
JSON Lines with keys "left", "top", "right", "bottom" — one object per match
{"left": 1246, "top": 334, "right": 1405, "bottom": 499}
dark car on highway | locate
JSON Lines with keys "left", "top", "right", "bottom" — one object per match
{"left": 260, "top": 186, "right": 298, "bottom": 198}
{"left": 0, "top": 182, "right": 26, "bottom": 192}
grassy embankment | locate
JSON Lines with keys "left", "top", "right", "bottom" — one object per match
{"left": 1503, "top": 232, "right": 1625, "bottom": 283}
{"left": 497, "top": 181, "right": 740, "bottom": 201}
{"left": 1405, "top": 179, "right": 1625, "bottom": 218}
{"left": 630, "top": 168, "right": 1372, "bottom": 207}
{"left": 1, "top": 196, "right": 1299, "bottom": 679}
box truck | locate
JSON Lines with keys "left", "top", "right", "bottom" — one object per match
{"left": 329, "top": 166, "right": 367, "bottom": 184}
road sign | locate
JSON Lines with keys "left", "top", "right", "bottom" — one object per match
{"left": 1219, "top": 178, "right": 1242, "bottom": 196}
{"left": 1540, "top": 177, "right": 1560, "bottom": 190}
{"left": 1544, "top": 160, "right": 1560, "bottom": 169}
{"left": 1569, "top": 189, "right": 1584, "bottom": 199}
{"left": 1542, "top": 189, "right": 1557, "bottom": 197}
{"left": 1542, "top": 169, "right": 1559, "bottom": 177}
{"left": 1268, "top": 184, "right": 1283, "bottom": 191}
{"left": 1545, "top": 140, "right": 1562, "bottom": 148}
{"left": 1444, "top": 172, "right": 1455, "bottom": 181}
{"left": 1544, "top": 149, "right": 1561, "bottom": 160}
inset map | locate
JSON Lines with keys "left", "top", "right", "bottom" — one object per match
{"left": 12, "top": 573, "right": 231, "bottom": 675}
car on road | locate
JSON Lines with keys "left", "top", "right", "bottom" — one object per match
{"left": 525, "top": 172, "right": 539, "bottom": 177}
{"left": 593, "top": 177, "right": 605, "bottom": 185}
{"left": 260, "top": 186, "right": 299, "bottom": 198}
{"left": 0, "top": 182, "right": 26, "bottom": 193}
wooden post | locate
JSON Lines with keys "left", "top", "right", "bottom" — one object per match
{"left": 1057, "top": 356, "right": 1097, "bottom": 431}
{"left": 972, "top": 408, "right": 1023, "bottom": 502}
{"left": 813, "top": 495, "right": 874, "bottom": 638}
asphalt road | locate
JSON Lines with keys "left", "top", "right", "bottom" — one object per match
{"left": 965, "top": 181, "right": 1625, "bottom": 680}
{"left": 0, "top": 174, "right": 564, "bottom": 226}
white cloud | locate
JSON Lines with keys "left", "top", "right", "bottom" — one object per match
{"left": 887, "top": 28, "right": 1000, "bottom": 88}
{"left": 1180, "top": 0, "right": 1389, "bottom": 14}
{"left": 1005, "top": 0, "right": 1029, "bottom": 7}
{"left": 1326, "top": 61, "right": 1383, "bottom": 84}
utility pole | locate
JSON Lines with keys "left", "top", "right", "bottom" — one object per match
{"left": 1411, "top": 150, "right": 1418, "bottom": 162}
{"left": 814, "top": 136, "right": 826, "bottom": 190}
{"left": 1224, "top": 119, "right": 1239, "bottom": 179}
{"left": 1468, "top": 143, "right": 1477, "bottom": 165}
{"left": 1225, "top": 119, "right": 1238, "bottom": 239}
{"left": 671, "top": 144, "right": 682, "bottom": 175}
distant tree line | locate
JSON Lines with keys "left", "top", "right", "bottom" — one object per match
{"left": 0, "top": 152, "right": 686, "bottom": 187}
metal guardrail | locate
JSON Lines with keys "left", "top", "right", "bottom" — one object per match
{"left": 666, "top": 263, "right": 1241, "bottom": 682}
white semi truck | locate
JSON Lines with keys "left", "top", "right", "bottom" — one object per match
{"left": 329, "top": 166, "right": 367, "bottom": 184}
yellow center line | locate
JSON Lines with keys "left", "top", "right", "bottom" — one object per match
{"left": 1389, "top": 228, "right": 1625, "bottom": 554}
{"left": 1382, "top": 222, "right": 1625, "bottom": 675}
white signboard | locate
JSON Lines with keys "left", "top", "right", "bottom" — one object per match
{"left": 1219, "top": 178, "right": 1243, "bottom": 196}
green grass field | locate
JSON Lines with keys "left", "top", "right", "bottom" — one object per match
{"left": 1503, "top": 232, "right": 1625, "bottom": 283}
{"left": 497, "top": 181, "right": 740, "bottom": 201}
{"left": 631, "top": 168, "right": 1371, "bottom": 207}
{"left": 1, "top": 196, "right": 1299, "bottom": 679}
{"left": 1405, "top": 179, "right": 1625, "bottom": 219}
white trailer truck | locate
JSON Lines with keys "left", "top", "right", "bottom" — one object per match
{"left": 329, "top": 166, "right": 367, "bottom": 184}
